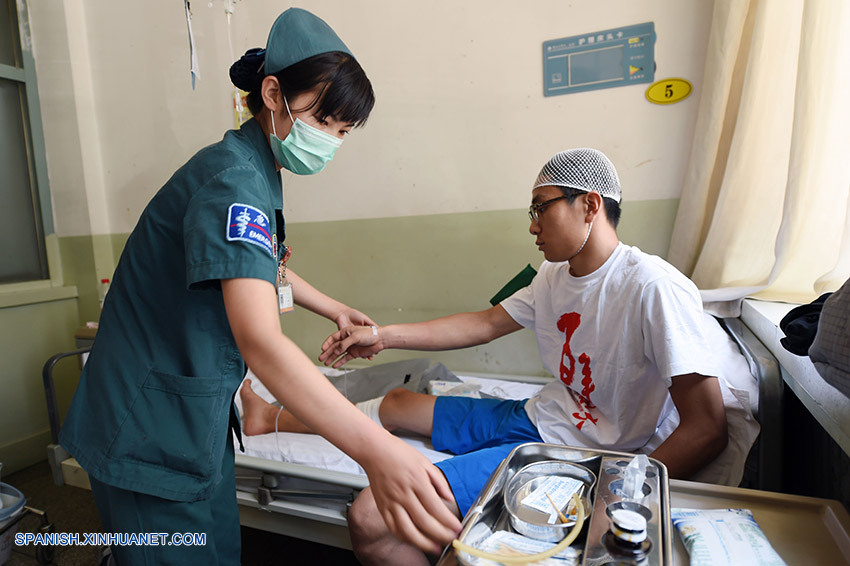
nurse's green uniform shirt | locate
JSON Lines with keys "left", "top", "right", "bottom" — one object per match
{"left": 60, "top": 118, "right": 283, "bottom": 502}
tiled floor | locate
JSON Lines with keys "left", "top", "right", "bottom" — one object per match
{"left": 2, "top": 460, "right": 361, "bottom": 565}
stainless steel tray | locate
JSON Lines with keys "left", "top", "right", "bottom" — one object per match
{"left": 436, "top": 442, "right": 672, "bottom": 565}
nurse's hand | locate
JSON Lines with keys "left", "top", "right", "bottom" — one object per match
{"left": 361, "top": 434, "right": 461, "bottom": 554}
{"left": 319, "top": 325, "right": 384, "bottom": 368}
{"left": 333, "top": 307, "right": 376, "bottom": 330}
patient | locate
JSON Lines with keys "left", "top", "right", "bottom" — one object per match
{"left": 242, "top": 148, "right": 759, "bottom": 566}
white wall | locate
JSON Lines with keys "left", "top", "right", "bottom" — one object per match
{"left": 30, "top": 0, "right": 713, "bottom": 236}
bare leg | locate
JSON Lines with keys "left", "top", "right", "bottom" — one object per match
{"left": 241, "top": 383, "right": 439, "bottom": 437}
{"left": 239, "top": 379, "right": 314, "bottom": 435}
{"left": 348, "top": 485, "right": 460, "bottom": 566}
{"left": 378, "top": 389, "right": 438, "bottom": 436}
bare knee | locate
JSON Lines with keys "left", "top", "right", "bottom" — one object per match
{"left": 379, "top": 388, "right": 411, "bottom": 431}
{"left": 379, "top": 388, "right": 434, "bottom": 434}
{"left": 348, "top": 488, "right": 390, "bottom": 561}
{"left": 349, "top": 487, "right": 434, "bottom": 566}
{"left": 382, "top": 388, "right": 415, "bottom": 410}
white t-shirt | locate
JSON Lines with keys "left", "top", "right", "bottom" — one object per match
{"left": 502, "top": 243, "right": 759, "bottom": 485}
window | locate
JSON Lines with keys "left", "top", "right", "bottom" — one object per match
{"left": 0, "top": 0, "right": 50, "bottom": 283}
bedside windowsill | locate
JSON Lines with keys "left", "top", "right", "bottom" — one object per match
{"left": 741, "top": 298, "right": 850, "bottom": 456}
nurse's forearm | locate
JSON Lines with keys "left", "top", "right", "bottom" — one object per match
{"left": 223, "top": 279, "right": 465, "bottom": 550}
{"left": 255, "top": 335, "right": 390, "bottom": 456}
{"left": 223, "top": 278, "right": 388, "bottom": 455}
{"left": 285, "top": 269, "right": 349, "bottom": 320}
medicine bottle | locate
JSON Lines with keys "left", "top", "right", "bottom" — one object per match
{"left": 98, "top": 278, "right": 111, "bottom": 310}
{"left": 603, "top": 508, "right": 651, "bottom": 564}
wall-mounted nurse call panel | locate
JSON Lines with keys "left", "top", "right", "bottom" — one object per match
{"left": 543, "top": 22, "right": 655, "bottom": 97}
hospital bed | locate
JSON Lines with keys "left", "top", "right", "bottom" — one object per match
{"left": 232, "top": 361, "right": 551, "bottom": 549}
{"left": 41, "top": 316, "right": 784, "bottom": 551}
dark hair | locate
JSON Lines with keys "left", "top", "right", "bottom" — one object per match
{"left": 230, "top": 50, "right": 374, "bottom": 127}
{"left": 558, "top": 187, "right": 622, "bottom": 228}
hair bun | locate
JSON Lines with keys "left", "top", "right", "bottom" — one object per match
{"left": 229, "top": 48, "right": 266, "bottom": 91}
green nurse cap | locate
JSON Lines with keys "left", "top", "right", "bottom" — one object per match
{"left": 265, "top": 8, "right": 353, "bottom": 75}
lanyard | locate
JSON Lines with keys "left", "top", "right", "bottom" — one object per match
{"left": 277, "top": 176, "right": 293, "bottom": 313}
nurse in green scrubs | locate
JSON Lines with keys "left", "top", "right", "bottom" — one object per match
{"left": 60, "top": 8, "right": 460, "bottom": 564}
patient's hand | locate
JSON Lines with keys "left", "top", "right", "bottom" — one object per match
{"left": 320, "top": 325, "right": 384, "bottom": 368}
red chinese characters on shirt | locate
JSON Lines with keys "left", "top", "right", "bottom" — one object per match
{"left": 557, "top": 312, "right": 597, "bottom": 430}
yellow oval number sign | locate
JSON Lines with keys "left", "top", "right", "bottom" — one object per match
{"left": 645, "top": 78, "right": 692, "bottom": 105}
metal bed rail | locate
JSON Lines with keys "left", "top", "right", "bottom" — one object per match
{"left": 233, "top": 455, "right": 369, "bottom": 549}
{"left": 718, "top": 317, "right": 784, "bottom": 492}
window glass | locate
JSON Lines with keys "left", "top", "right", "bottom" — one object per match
{"left": 0, "top": 0, "right": 21, "bottom": 68}
{"left": 0, "top": 78, "right": 44, "bottom": 282}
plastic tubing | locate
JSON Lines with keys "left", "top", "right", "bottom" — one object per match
{"left": 451, "top": 493, "right": 585, "bottom": 564}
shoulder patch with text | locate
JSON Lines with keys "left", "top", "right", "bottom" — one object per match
{"left": 226, "top": 203, "right": 274, "bottom": 258}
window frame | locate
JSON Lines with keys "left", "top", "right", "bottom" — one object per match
{"left": 1, "top": 0, "right": 54, "bottom": 286}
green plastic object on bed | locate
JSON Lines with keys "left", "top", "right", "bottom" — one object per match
{"left": 489, "top": 264, "right": 537, "bottom": 306}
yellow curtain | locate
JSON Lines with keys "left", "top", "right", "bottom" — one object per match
{"left": 668, "top": 0, "right": 850, "bottom": 316}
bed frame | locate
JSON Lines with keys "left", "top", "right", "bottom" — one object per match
{"left": 41, "top": 318, "right": 781, "bottom": 550}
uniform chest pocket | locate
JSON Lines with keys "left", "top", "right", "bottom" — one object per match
{"left": 108, "top": 369, "right": 226, "bottom": 480}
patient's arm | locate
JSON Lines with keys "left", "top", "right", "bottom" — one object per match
{"left": 223, "top": 277, "right": 460, "bottom": 553}
{"left": 319, "top": 304, "right": 523, "bottom": 368}
{"left": 650, "top": 373, "right": 728, "bottom": 479}
{"left": 286, "top": 268, "right": 376, "bottom": 329}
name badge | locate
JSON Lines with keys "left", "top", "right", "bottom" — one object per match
{"left": 278, "top": 282, "right": 294, "bottom": 314}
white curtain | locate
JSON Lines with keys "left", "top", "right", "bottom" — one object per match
{"left": 668, "top": 0, "right": 850, "bottom": 317}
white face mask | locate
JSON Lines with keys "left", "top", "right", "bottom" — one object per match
{"left": 269, "top": 98, "right": 342, "bottom": 175}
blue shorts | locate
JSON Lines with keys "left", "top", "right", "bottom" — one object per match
{"left": 432, "top": 397, "right": 543, "bottom": 516}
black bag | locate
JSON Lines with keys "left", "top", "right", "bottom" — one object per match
{"left": 779, "top": 293, "right": 831, "bottom": 355}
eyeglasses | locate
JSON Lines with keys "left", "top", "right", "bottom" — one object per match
{"left": 528, "top": 195, "right": 569, "bottom": 223}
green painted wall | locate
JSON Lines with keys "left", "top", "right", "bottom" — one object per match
{"left": 58, "top": 235, "right": 98, "bottom": 323}
{"left": 0, "top": 200, "right": 677, "bottom": 473}
{"left": 0, "top": 298, "right": 80, "bottom": 474}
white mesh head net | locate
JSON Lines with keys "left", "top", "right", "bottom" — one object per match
{"left": 533, "top": 148, "right": 621, "bottom": 203}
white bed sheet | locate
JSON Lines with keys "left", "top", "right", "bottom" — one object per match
{"left": 233, "top": 368, "right": 544, "bottom": 476}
